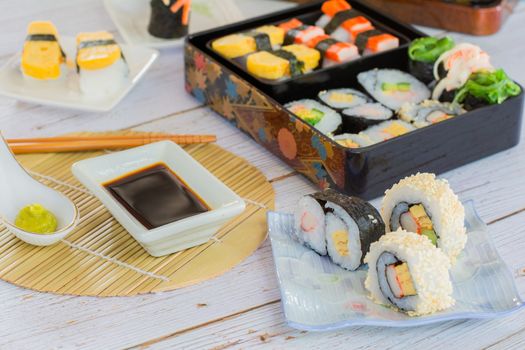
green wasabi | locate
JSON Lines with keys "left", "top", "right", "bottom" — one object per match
{"left": 15, "top": 203, "right": 58, "bottom": 234}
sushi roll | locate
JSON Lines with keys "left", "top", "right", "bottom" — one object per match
{"left": 148, "top": 0, "right": 191, "bottom": 39}
{"left": 285, "top": 99, "right": 341, "bottom": 134}
{"left": 306, "top": 34, "right": 360, "bottom": 67}
{"left": 398, "top": 100, "right": 465, "bottom": 128}
{"left": 357, "top": 69, "right": 430, "bottom": 110}
{"left": 315, "top": 0, "right": 374, "bottom": 43}
{"left": 342, "top": 103, "right": 393, "bottom": 134}
{"left": 452, "top": 69, "right": 521, "bottom": 110}
{"left": 211, "top": 26, "right": 285, "bottom": 59}
{"left": 318, "top": 88, "right": 369, "bottom": 110}
{"left": 278, "top": 18, "right": 325, "bottom": 46}
{"left": 381, "top": 173, "right": 467, "bottom": 263}
{"left": 76, "top": 32, "right": 129, "bottom": 98}
{"left": 432, "top": 43, "right": 493, "bottom": 101}
{"left": 364, "top": 230, "right": 454, "bottom": 316}
{"left": 246, "top": 45, "right": 320, "bottom": 80}
{"left": 408, "top": 36, "right": 455, "bottom": 84}
{"left": 354, "top": 28, "right": 399, "bottom": 55}
{"left": 333, "top": 133, "right": 372, "bottom": 148}
{"left": 294, "top": 189, "right": 385, "bottom": 270}
{"left": 361, "top": 120, "right": 415, "bottom": 143}
{"left": 21, "top": 21, "right": 66, "bottom": 81}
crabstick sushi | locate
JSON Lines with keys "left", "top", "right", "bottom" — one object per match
{"left": 246, "top": 44, "right": 320, "bottom": 80}
{"left": 211, "top": 26, "right": 285, "bottom": 59}
{"left": 76, "top": 31, "right": 128, "bottom": 98}
{"left": 21, "top": 21, "right": 66, "bottom": 80}
{"left": 354, "top": 28, "right": 399, "bottom": 55}
{"left": 357, "top": 69, "right": 430, "bottom": 110}
{"left": 364, "top": 230, "right": 454, "bottom": 316}
{"left": 294, "top": 189, "right": 385, "bottom": 270}
{"left": 278, "top": 18, "right": 325, "bottom": 46}
{"left": 398, "top": 100, "right": 465, "bottom": 128}
{"left": 315, "top": 0, "right": 374, "bottom": 43}
{"left": 342, "top": 103, "right": 393, "bottom": 133}
{"left": 285, "top": 99, "right": 341, "bottom": 134}
{"left": 307, "top": 34, "right": 359, "bottom": 67}
{"left": 381, "top": 173, "right": 467, "bottom": 263}
{"left": 361, "top": 120, "right": 414, "bottom": 143}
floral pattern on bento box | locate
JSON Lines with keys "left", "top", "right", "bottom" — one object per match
{"left": 185, "top": 45, "right": 347, "bottom": 191}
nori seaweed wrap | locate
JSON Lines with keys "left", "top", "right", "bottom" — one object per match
{"left": 148, "top": 0, "right": 191, "bottom": 39}
{"left": 408, "top": 36, "right": 454, "bottom": 84}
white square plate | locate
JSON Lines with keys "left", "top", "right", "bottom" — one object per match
{"left": 103, "top": 0, "right": 297, "bottom": 49}
{"left": 0, "top": 37, "right": 158, "bottom": 112}
{"left": 72, "top": 141, "right": 246, "bottom": 257}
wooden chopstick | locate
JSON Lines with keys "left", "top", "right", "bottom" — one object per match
{"left": 8, "top": 134, "right": 217, "bottom": 154}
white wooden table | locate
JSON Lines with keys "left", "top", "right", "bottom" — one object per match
{"left": 1, "top": 1, "right": 524, "bottom": 349}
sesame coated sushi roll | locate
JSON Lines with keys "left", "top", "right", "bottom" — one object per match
{"left": 294, "top": 189, "right": 385, "bottom": 270}
{"left": 318, "top": 88, "right": 369, "bottom": 110}
{"left": 364, "top": 230, "right": 455, "bottom": 316}
{"left": 381, "top": 173, "right": 467, "bottom": 263}
{"left": 76, "top": 32, "right": 129, "bottom": 98}
{"left": 21, "top": 21, "right": 66, "bottom": 81}
{"left": 148, "top": 0, "right": 191, "bottom": 39}
{"left": 357, "top": 69, "right": 430, "bottom": 110}
{"left": 398, "top": 100, "right": 465, "bottom": 128}
{"left": 285, "top": 99, "right": 341, "bottom": 134}
{"left": 342, "top": 103, "right": 393, "bottom": 134}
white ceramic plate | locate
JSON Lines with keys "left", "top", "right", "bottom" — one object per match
{"left": 0, "top": 37, "right": 158, "bottom": 112}
{"left": 268, "top": 201, "right": 524, "bottom": 330}
{"left": 72, "top": 141, "right": 246, "bottom": 257}
{"left": 103, "top": 0, "right": 297, "bottom": 49}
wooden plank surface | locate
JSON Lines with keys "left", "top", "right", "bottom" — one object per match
{"left": 0, "top": 0, "right": 523, "bottom": 349}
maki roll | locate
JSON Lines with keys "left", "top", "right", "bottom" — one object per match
{"left": 342, "top": 103, "right": 393, "bottom": 134}
{"left": 21, "top": 21, "right": 66, "bottom": 81}
{"left": 364, "top": 230, "right": 454, "bottom": 316}
{"left": 399, "top": 100, "right": 465, "bottom": 128}
{"left": 432, "top": 43, "right": 493, "bottom": 100}
{"left": 354, "top": 28, "right": 399, "bottom": 55}
{"left": 358, "top": 69, "right": 430, "bottom": 110}
{"left": 278, "top": 18, "right": 325, "bottom": 46}
{"left": 294, "top": 189, "right": 385, "bottom": 270}
{"left": 318, "top": 88, "right": 369, "bottom": 110}
{"left": 76, "top": 32, "right": 129, "bottom": 98}
{"left": 408, "top": 36, "right": 455, "bottom": 84}
{"left": 361, "top": 120, "right": 415, "bottom": 143}
{"left": 285, "top": 99, "right": 341, "bottom": 134}
{"left": 148, "top": 0, "right": 191, "bottom": 39}
{"left": 381, "top": 173, "right": 467, "bottom": 263}
{"left": 452, "top": 69, "right": 521, "bottom": 110}
{"left": 333, "top": 133, "right": 372, "bottom": 148}
{"left": 211, "top": 26, "right": 285, "bottom": 59}
{"left": 306, "top": 34, "right": 359, "bottom": 67}
{"left": 246, "top": 44, "right": 320, "bottom": 80}
{"left": 315, "top": 0, "right": 373, "bottom": 43}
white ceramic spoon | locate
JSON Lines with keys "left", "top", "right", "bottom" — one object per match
{"left": 0, "top": 134, "right": 79, "bottom": 246}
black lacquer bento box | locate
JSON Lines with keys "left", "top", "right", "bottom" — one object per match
{"left": 184, "top": 0, "right": 523, "bottom": 199}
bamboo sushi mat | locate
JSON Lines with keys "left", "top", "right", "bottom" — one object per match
{"left": 0, "top": 132, "right": 274, "bottom": 296}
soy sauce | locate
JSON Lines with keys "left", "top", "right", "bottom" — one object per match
{"left": 104, "top": 163, "right": 209, "bottom": 230}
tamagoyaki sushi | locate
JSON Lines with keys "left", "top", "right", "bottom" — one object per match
{"left": 294, "top": 189, "right": 385, "bottom": 270}
{"left": 21, "top": 21, "right": 66, "bottom": 81}
{"left": 76, "top": 31, "right": 129, "bottom": 98}
{"left": 211, "top": 26, "right": 285, "bottom": 59}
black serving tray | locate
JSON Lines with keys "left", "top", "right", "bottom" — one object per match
{"left": 184, "top": 0, "right": 523, "bottom": 199}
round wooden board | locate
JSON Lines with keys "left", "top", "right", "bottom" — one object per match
{"left": 0, "top": 137, "right": 274, "bottom": 296}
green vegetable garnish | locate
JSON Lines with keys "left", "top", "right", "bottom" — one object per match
{"left": 408, "top": 36, "right": 455, "bottom": 63}
{"left": 453, "top": 69, "right": 521, "bottom": 105}
{"left": 421, "top": 229, "right": 438, "bottom": 246}
{"left": 382, "top": 82, "right": 411, "bottom": 92}
{"left": 295, "top": 107, "right": 324, "bottom": 125}
{"left": 15, "top": 203, "right": 58, "bottom": 234}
